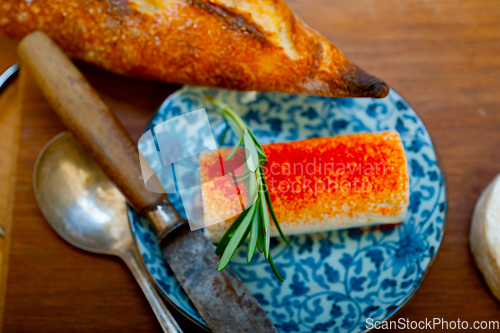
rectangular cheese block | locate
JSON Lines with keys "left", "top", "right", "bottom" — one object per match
{"left": 200, "top": 130, "right": 409, "bottom": 243}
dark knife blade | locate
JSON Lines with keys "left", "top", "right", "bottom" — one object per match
{"left": 162, "top": 225, "right": 276, "bottom": 333}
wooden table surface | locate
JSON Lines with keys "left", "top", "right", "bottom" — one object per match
{"left": 1, "top": 0, "right": 500, "bottom": 331}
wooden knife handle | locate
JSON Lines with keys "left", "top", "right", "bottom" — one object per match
{"left": 18, "top": 31, "right": 165, "bottom": 213}
{"left": 19, "top": 32, "right": 278, "bottom": 333}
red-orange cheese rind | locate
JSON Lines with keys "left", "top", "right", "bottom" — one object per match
{"left": 201, "top": 131, "right": 409, "bottom": 241}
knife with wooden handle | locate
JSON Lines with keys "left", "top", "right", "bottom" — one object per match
{"left": 18, "top": 31, "right": 276, "bottom": 333}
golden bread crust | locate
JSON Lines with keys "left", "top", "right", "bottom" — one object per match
{"left": 0, "top": 0, "right": 389, "bottom": 98}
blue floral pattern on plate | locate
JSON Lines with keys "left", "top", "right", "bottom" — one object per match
{"left": 128, "top": 87, "right": 447, "bottom": 332}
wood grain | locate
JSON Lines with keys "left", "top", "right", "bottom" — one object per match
{"left": 1, "top": 0, "right": 500, "bottom": 331}
{"left": 0, "top": 36, "right": 20, "bottom": 329}
{"left": 0, "top": 79, "right": 20, "bottom": 329}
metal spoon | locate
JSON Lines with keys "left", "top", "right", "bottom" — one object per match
{"left": 33, "top": 131, "right": 182, "bottom": 333}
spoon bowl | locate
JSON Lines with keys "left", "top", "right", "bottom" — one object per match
{"left": 33, "top": 131, "right": 181, "bottom": 333}
{"left": 34, "top": 132, "right": 130, "bottom": 255}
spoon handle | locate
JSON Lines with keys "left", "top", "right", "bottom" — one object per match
{"left": 121, "top": 246, "right": 183, "bottom": 333}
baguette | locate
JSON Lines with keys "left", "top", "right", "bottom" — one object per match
{"left": 0, "top": 0, "right": 389, "bottom": 98}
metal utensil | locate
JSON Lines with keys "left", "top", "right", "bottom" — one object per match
{"left": 19, "top": 31, "right": 276, "bottom": 332}
{"left": 33, "top": 131, "right": 182, "bottom": 333}
{"left": 0, "top": 63, "right": 19, "bottom": 238}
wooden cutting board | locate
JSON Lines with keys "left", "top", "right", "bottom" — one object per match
{"left": 0, "top": 36, "right": 20, "bottom": 329}
{"left": 2, "top": 0, "right": 500, "bottom": 332}
{"left": 0, "top": 72, "right": 20, "bottom": 329}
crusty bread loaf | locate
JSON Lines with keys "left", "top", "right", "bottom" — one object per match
{"left": 0, "top": 0, "right": 389, "bottom": 98}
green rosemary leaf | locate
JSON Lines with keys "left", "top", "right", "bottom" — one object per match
{"left": 258, "top": 155, "right": 268, "bottom": 166}
{"left": 220, "top": 103, "right": 246, "bottom": 129}
{"left": 207, "top": 97, "right": 229, "bottom": 114}
{"left": 223, "top": 103, "right": 245, "bottom": 125}
{"left": 247, "top": 201, "right": 260, "bottom": 263}
{"left": 256, "top": 224, "right": 265, "bottom": 254}
{"left": 238, "top": 222, "right": 251, "bottom": 248}
{"left": 233, "top": 170, "right": 251, "bottom": 179}
{"left": 209, "top": 98, "right": 289, "bottom": 282}
{"left": 217, "top": 204, "right": 257, "bottom": 271}
{"left": 222, "top": 112, "right": 243, "bottom": 138}
{"left": 227, "top": 135, "right": 243, "bottom": 161}
{"left": 246, "top": 127, "right": 259, "bottom": 144}
{"left": 228, "top": 170, "right": 250, "bottom": 180}
{"left": 208, "top": 96, "right": 246, "bottom": 134}
{"left": 268, "top": 251, "right": 284, "bottom": 282}
{"left": 215, "top": 208, "right": 249, "bottom": 255}
{"left": 246, "top": 173, "right": 257, "bottom": 205}
{"left": 259, "top": 180, "right": 271, "bottom": 259}
{"left": 256, "top": 199, "right": 265, "bottom": 254}
{"left": 244, "top": 130, "right": 259, "bottom": 172}
{"left": 256, "top": 142, "right": 267, "bottom": 158}
{"left": 261, "top": 169, "right": 290, "bottom": 245}
{"left": 232, "top": 173, "right": 251, "bottom": 184}
{"left": 256, "top": 146, "right": 268, "bottom": 162}
{"left": 248, "top": 129, "right": 267, "bottom": 160}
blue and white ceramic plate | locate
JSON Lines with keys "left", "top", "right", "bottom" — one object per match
{"left": 128, "top": 87, "right": 447, "bottom": 333}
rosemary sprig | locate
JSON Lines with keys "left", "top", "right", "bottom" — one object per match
{"left": 207, "top": 97, "right": 289, "bottom": 281}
